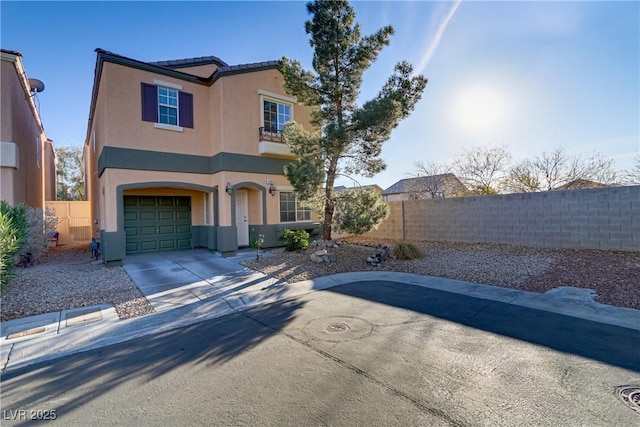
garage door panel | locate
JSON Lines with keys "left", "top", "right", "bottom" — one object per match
{"left": 176, "top": 211, "right": 190, "bottom": 220}
{"left": 124, "top": 197, "right": 138, "bottom": 207}
{"left": 140, "top": 240, "right": 159, "bottom": 251}
{"left": 140, "top": 226, "right": 157, "bottom": 236}
{"left": 124, "top": 196, "right": 192, "bottom": 254}
{"left": 158, "top": 211, "right": 175, "bottom": 220}
{"left": 124, "top": 212, "right": 138, "bottom": 221}
{"left": 176, "top": 225, "right": 191, "bottom": 234}
{"left": 140, "top": 211, "right": 157, "bottom": 221}
{"left": 140, "top": 197, "right": 157, "bottom": 207}
{"left": 176, "top": 238, "right": 192, "bottom": 249}
{"left": 158, "top": 239, "right": 176, "bottom": 250}
{"left": 158, "top": 225, "right": 176, "bottom": 235}
{"left": 124, "top": 227, "right": 138, "bottom": 237}
{"left": 158, "top": 197, "right": 174, "bottom": 207}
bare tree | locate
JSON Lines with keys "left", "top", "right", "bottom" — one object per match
{"left": 453, "top": 145, "right": 512, "bottom": 195}
{"left": 505, "top": 148, "right": 617, "bottom": 192}
{"left": 620, "top": 153, "right": 640, "bottom": 185}
{"left": 406, "top": 161, "right": 454, "bottom": 198}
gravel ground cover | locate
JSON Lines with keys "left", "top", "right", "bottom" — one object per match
{"left": 242, "top": 237, "right": 640, "bottom": 311}
{"left": 1, "top": 243, "right": 154, "bottom": 322}
{"left": 1, "top": 238, "right": 638, "bottom": 323}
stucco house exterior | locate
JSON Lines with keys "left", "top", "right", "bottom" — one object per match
{"left": 382, "top": 174, "right": 468, "bottom": 202}
{"left": 1, "top": 49, "right": 56, "bottom": 209}
{"left": 84, "top": 49, "right": 320, "bottom": 264}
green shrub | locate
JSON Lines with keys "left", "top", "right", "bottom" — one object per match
{"left": 391, "top": 240, "right": 424, "bottom": 260}
{"left": 0, "top": 207, "right": 24, "bottom": 287}
{"left": 282, "top": 228, "right": 310, "bottom": 252}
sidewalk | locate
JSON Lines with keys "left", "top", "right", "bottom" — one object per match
{"left": 2, "top": 250, "right": 639, "bottom": 374}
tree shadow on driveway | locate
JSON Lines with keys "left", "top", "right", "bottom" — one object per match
{"left": 0, "top": 298, "right": 305, "bottom": 424}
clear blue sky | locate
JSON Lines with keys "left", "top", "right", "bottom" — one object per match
{"left": 2, "top": 1, "right": 638, "bottom": 190}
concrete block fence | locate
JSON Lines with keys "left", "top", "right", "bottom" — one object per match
{"left": 361, "top": 185, "right": 640, "bottom": 252}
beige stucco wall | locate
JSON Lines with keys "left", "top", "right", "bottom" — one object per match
{"left": 0, "top": 52, "right": 49, "bottom": 210}
{"left": 174, "top": 63, "right": 220, "bottom": 78}
{"left": 100, "top": 63, "right": 212, "bottom": 156}
{"left": 96, "top": 63, "right": 311, "bottom": 158}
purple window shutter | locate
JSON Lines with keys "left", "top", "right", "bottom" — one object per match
{"left": 141, "top": 83, "right": 158, "bottom": 122}
{"left": 179, "top": 92, "right": 193, "bottom": 128}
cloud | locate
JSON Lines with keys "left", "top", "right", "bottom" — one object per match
{"left": 413, "top": 0, "right": 461, "bottom": 76}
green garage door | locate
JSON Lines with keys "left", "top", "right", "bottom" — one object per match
{"left": 124, "top": 196, "right": 192, "bottom": 254}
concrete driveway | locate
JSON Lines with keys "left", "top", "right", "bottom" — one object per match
{"left": 1, "top": 280, "right": 639, "bottom": 425}
{"left": 122, "top": 249, "right": 283, "bottom": 312}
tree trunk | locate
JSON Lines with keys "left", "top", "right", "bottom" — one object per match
{"left": 323, "top": 159, "right": 338, "bottom": 240}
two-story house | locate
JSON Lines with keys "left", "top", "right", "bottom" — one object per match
{"left": 1, "top": 49, "right": 56, "bottom": 209}
{"left": 85, "top": 49, "right": 319, "bottom": 265}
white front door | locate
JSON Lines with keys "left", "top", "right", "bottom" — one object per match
{"left": 235, "top": 189, "right": 249, "bottom": 247}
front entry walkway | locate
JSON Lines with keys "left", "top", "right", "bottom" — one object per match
{"left": 122, "top": 249, "right": 283, "bottom": 312}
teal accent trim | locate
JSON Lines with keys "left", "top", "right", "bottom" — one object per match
{"left": 100, "top": 229, "right": 126, "bottom": 266}
{"left": 249, "top": 224, "right": 280, "bottom": 248}
{"left": 193, "top": 225, "right": 217, "bottom": 250}
{"left": 275, "top": 222, "right": 322, "bottom": 239}
{"left": 250, "top": 222, "right": 322, "bottom": 249}
{"left": 229, "top": 182, "right": 267, "bottom": 226}
{"left": 216, "top": 226, "right": 238, "bottom": 256}
{"left": 98, "top": 147, "right": 290, "bottom": 177}
{"left": 209, "top": 153, "right": 290, "bottom": 175}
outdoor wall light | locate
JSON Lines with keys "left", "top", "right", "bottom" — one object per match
{"left": 269, "top": 183, "right": 277, "bottom": 196}
{"left": 225, "top": 182, "right": 234, "bottom": 195}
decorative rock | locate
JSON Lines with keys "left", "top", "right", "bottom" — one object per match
{"left": 314, "top": 249, "right": 328, "bottom": 256}
{"left": 327, "top": 253, "right": 337, "bottom": 262}
{"left": 322, "top": 256, "right": 330, "bottom": 263}
{"left": 310, "top": 254, "right": 324, "bottom": 263}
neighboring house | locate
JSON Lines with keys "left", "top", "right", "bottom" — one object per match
{"left": 333, "top": 184, "right": 383, "bottom": 194}
{"left": 553, "top": 179, "right": 619, "bottom": 191}
{"left": 1, "top": 49, "right": 56, "bottom": 209}
{"left": 382, "top": 174, "right": 468, "bottom": 202}
{"left": 84, "top": 49, "right": 319, "bottom": 264}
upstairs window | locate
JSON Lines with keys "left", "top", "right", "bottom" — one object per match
{"left": 141, "top": 81, "right": 193, "bottom": 129}
{"left": 263, "top": 100, "right": 291, "bottom": 133}
{"left": 279, "top": 192, "right": 311, "bottom": 222}
{"left": 158, "top": 87, "right": 178, "bottom": 125}
{"left": 259, "top": 90, "right": 295, "bottom": 136}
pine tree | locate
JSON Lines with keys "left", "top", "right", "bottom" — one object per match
{"left": 280, "top": 0, "right": 427, "bottom": 240}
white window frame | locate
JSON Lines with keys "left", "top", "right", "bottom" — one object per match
{"left": 259, "top": 90, "right": 295, "bottom": 135}
{"left": 279, "top": 191, "right": 311, "bottom": 223}
{"left": 153, "top": 79, "right": 183, "bottom": 131}
{"left": 157, "top": 86, "right": 179, "bottom": 126}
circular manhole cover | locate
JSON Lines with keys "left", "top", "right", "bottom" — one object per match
{"left": 304, "top": 316, "right": 373, "bottom": 342}
{"left": 327, "top": 322, "right": 350, "bottom": 333}
{"left": 616, "top": 385, "right": 640, "bottom": 414}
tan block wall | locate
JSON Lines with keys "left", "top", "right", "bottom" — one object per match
{"left": 360, "top": 186, "right": 640, "bottom": 251}
{"left": 46, "top": 201, "right": 92, "bottom": 244}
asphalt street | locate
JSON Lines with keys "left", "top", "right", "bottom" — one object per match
{"left": 1, "top": 281, "right": 639, "bottom": 426}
